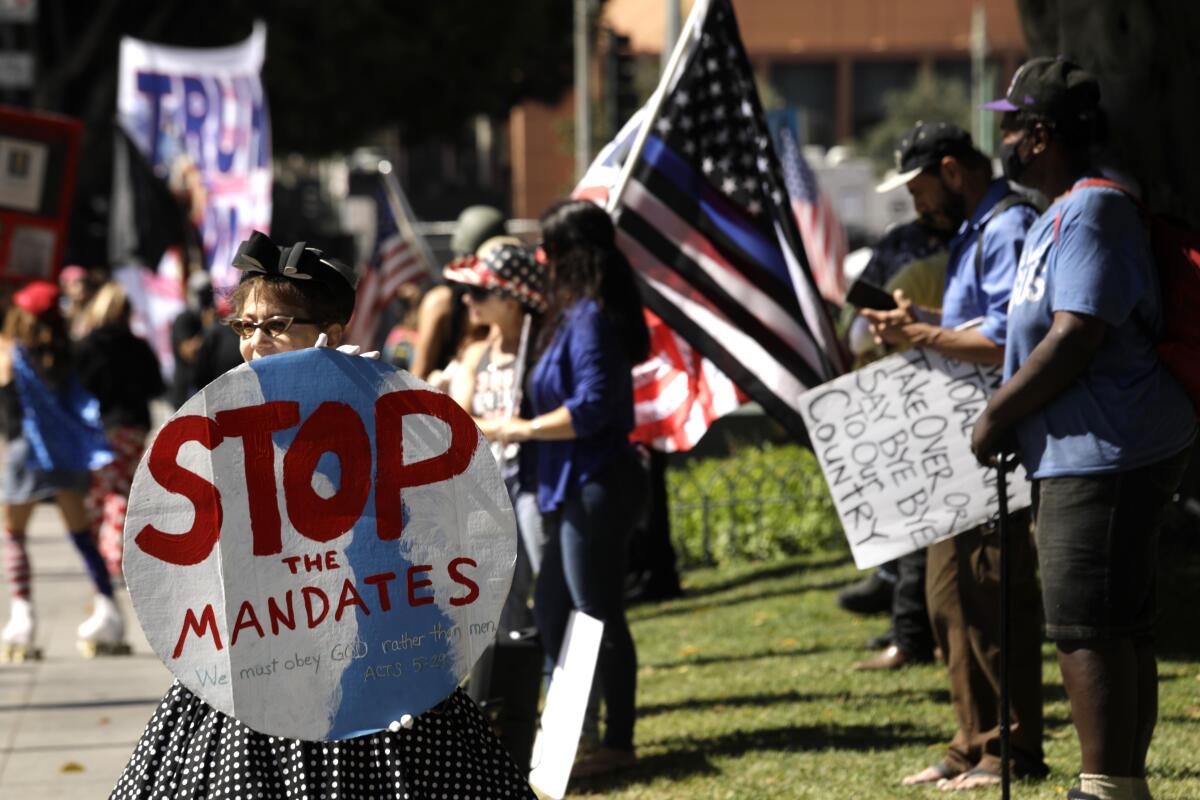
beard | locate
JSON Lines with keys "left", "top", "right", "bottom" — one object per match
{"left": 918, "top": 183, "right": 967, "bottom": 234}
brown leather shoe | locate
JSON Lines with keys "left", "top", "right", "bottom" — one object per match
{"left": 572, "top": 746, "right": 637, "bottom": 778}
{"left": 853, "top": 644, "right": 914, "bottom": 671}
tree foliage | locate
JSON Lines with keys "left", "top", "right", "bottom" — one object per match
{"left": 260, "top": 1, "right": 577, "bottom": 152}
{"left": 36, "top": 0, "right": 580, "bottom": 154}
{"left": 855, "top": 74, "right": 973, "bottom": 177}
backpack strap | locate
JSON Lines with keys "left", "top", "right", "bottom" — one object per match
{"left": 1050, "top": 177, "right": 1161, "bottom": 344}
{"left": 1052, "top": 177, "right": 1142, "bottom": 242}
{"left": 975, "top": 192, "right": 1041, "bottom": 281}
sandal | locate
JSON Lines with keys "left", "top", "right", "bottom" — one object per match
{"left": 939, "top": 766, "right": 1001, "bottom": 791}
{"left": 901, "top": 762, "right": 961, "bottom": 785}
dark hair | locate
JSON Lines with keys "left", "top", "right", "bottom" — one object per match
{"left": 228, "top": 273, "right": 355, "bottom": 327}
{"left": 537, "top": 199, "right": 650, "bottom": 364}
{"left": 433, "top": 283, "right": 482, "bottom": 372}
{"left": 920, "top": 146, "right": 992, "bottom": 181}
{"left": 954, "top": 146, "right": 993, "bottom": 174}
{"left": 4, "top": 306, "right": 72, "bottom": 388}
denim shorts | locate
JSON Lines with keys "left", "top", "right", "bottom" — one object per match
{"left": 2, "top": 436, "right": 90, "bottom": 504}
{"left": 1032, "top": 447, "right": 1190, "bottom": 641}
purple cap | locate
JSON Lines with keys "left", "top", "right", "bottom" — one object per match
{"left": 978, "top": 97, "right": 1019, "bottom": 112}
{"left": 978, "top": 57, "right": 1100, "bottom": 121}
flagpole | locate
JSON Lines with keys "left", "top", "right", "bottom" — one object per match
{"left": 605, "top": 0, "right": 710, "bottom": 215}
{"left": 377, "top": 160, "right": 440, "bottom": 281}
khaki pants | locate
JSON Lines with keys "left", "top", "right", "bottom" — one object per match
{"left": 925, "top": 514, "right": 1047, "bottom": 775}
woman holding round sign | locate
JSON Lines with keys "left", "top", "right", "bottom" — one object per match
{"left": 499, "top": 199, "right": 651, "bottom": 776}
{"left": 111, "top": 232, "right": 534, "bottom": 800}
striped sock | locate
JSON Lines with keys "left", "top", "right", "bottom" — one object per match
{"left": 68, "top": 530, "right": 113, "bottom": 598}
{"left": 2, "top": 529, "right": 31, "bottom": 600}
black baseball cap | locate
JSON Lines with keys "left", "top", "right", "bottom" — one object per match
{"left": 875, "top": 121, "right": 974, "bottom": 193}
{"left": 980, "top": 56, "right": 1100, "bottom": 123}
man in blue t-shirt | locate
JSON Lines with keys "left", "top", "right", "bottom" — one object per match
{"left": 862, "top": 121, "right": 1048, "bottom": 790}
{"left": 973, "top": 57, "right": 1195, "bottom": 800}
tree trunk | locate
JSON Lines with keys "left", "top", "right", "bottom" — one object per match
{"left": 1017, "top": 0, "right": 1200, "bottom": 227}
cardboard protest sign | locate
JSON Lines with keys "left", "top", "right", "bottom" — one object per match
{"left": 124, "top": 349, "right": 517, "bottom": 741}
{"left": 115, "top": 23, "right": 270, "bottom": 292}
{"left": 798, "top": 348, "right": 1031, "bottom": 569}
{"left": 113, "top": 24, "right": 270, "bottom": 378}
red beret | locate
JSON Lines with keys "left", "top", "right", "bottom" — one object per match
{"left": 59, "top": 265, "right": 87, "bottom": 284}
{"left": 13, "top": 281, "right": 60, "bottom": 316}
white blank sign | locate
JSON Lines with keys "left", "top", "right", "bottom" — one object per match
{"left": 529, "top": 611, "right": 604, "bottom": 799}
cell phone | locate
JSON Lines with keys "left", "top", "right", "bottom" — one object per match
{"left": 846, "top": 279, "right": 898, "bottom": 311}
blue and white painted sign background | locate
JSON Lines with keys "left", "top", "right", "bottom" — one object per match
{"left": 124, "top": 349, "right": 517, "bottom": 740}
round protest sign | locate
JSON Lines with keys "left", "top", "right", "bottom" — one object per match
{"left": 124, "top": 349, "right": 516, "bottom": 741}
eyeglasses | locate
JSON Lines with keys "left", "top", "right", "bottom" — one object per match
{"left": 465, "top": 285, "right": 494, "bottom": 302}
{"left": 224, "top": 315, "right": 317, "bottom": 339}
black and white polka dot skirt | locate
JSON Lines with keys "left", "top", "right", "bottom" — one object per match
{"left": 109, "top": 682, "right": 535, "bottom": 800}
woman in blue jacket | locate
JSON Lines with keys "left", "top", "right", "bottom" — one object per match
{"left": 500, "top": 199, "right": 650, "bottom": 776}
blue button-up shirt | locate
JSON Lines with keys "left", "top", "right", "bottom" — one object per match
{"left": 941, "top": 179, "right": 1039, "bottom": 343}
{"left": 527, "top": 299, "right": 635, "bottom": 513}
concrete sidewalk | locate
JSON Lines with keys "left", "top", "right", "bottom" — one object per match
{"left": 0, "top": 504, "right": 173, "bottom": 799}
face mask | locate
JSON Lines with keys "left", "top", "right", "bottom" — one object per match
{"left": 999, "top": 138, "right": 1030, "bottom": 183}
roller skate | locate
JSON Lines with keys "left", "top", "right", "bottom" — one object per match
{"left": 76, "top": 595, "right": 131, "bottom": 658}
{"left": 1, "top": 598, "right": 42, "bottom": 663}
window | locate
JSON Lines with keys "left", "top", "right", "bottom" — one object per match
{"left": 852, "top": 61, "right": 919, "bottom": 136}
{"left": 768, "top": 62, "right": 837, "bottom": 147}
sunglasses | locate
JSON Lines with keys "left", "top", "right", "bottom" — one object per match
{"left": 465, "top": 285, "right": 495, "bottom": 302}
{"left": 224, "top": 315, "right": 317, "bottom": 339}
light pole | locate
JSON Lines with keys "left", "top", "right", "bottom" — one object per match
{"left": 664, "top": 0, "right": 681, "bottom": 73}
{"left": 574, "top": 0, "right": 592, "bottom": 180}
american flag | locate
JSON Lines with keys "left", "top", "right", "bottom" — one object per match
{"left": 631, "top": 309, "right": 748, "bottom": 451}
{"left": 345, "top": 189, "right": 429, "bottom": 348}
{"left": 611, "top": 0, "right": 844, "bottom": 442}
{"left": 575, "top": 106, "right": 748, "bottom": 452}
{"left": 776, "top": 126, "right": 848, "bottom": 304}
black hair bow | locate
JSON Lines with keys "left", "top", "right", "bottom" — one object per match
{"left": 231, "top": 231, "right": 357, "bottom": 289}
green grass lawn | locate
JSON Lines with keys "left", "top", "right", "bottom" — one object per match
{"left": 568, "top": 532, "right": 1200, "bottom": 799}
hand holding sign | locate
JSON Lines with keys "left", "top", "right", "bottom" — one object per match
{"left": 798, "top": 347, "right": 1031, "bottom": 569}
{"left": 124, "top": 349, "right": 516, "bottom": 741}
{"left": 313, "top": 331, "right": 380, "bottom": 360}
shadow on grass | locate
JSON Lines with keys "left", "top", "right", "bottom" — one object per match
{"left": 645, "top": 644, "right": 829, "bottom": 671}
{"left": 575, "top": 721, "right": 943, "bottom": 790}
{"left": 633, "top": 579, "right": 853, "bottom": 623}
{"left": 638, "top": 685, "right": 956, "bottom": 718}
{"left": 678, "top": 554, "right": 853, "bottom": 600}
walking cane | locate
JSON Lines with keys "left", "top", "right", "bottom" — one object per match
{"left": 996, "top": 451, "right": 1015, "bottom": 800}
